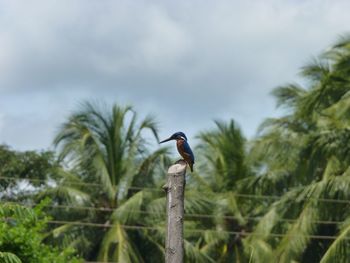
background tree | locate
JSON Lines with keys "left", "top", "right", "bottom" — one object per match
{"left": 42, "top": 101, "right": 169, "bottom": 262}
{"left": 0, "top": 201, "right": 80, "bottom": 263}
{"left": 0, "top": 145, "right": 58, "bottom": 200}
{"left": 188, "top": 120, "right": 250, "bottom": 262}
{"left": 244, "top": 35, "right": 350, "bottom": 263}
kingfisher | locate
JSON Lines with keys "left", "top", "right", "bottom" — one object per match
{"left": 160, "top": 132, "right": 195, "bottom": 172}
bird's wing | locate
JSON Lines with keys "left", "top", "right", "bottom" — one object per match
{"left": 183, "top": 140, "right": 195, "bottom": 163}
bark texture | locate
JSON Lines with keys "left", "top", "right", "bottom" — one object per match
{"left": 163, "top": 160, "right": 187, "bottom": 263}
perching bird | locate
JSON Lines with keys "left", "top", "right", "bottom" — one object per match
{"left": 160, "top": 132, "right": 195, "bottom": 172}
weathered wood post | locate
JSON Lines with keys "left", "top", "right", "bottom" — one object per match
{"left": 162, "top": 160, "right": 187, "bottom": 263}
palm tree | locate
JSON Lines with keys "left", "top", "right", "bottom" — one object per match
{"left": 189, "top": 120, "right": 250, "bottom": 262}
{"left": 197, "top": 120, "right": 248, "bottom": 191}
{"left": 41, "top": 101, "right": 169, "bottom": 262}
{"left": 244, "top": 35, "right": 350, "bottom": 263}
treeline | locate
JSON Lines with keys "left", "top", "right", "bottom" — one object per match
{"left": 1, "top": 36, "right": 350, "bottom": 263}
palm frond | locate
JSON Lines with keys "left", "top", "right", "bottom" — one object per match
{"left": 184, "top": 191, "right": 214, "bottom": 215}
{"left": 320, "top": 219, "right": 350, "bottom": 263}
{"left": 275, "top": 200, "right": 319, "bottom": 262}
{"left": 0, "top": 252, "right": 22, "bottom": 263}
{"left": 112, "top": 190, "right": 147, "bottom": 224}
{"left": 271, "top": 83, "right": 306, "bottom": 109}
{"left": 244, "top": 239, "right": 273, "bottom": 263}
{"left": 37, "top": 185, "right": 90, "bottom": 205}
{"left": 97, "top": 222, "right": 144, "bottom": 263}
{"left": 185, "top": 239, "right": 215, "bottom": 263}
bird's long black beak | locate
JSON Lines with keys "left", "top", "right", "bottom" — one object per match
{"left": 159, "top": 137, "right": 173, "bottom": 144}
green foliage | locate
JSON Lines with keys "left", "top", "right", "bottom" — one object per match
{"left": 244, "top": 35, "right": 350, "bottom": 262}
{"left": 0, "top": 145, "right": 57, "bottom": 191}
{"left": 320, "top": 219, "right": 350, "bottom": 263}
{"left": 0, "top": 252, "right": 22, "bottom": 263}
{"left": 193, "top": 120, "right": 250, "bottom": 262}
{"left": 44, "top": 101, "right": 169, "bottom": 262}
{"left": 197, "top": 120, "right": 248, "bottom": 191}
{"left": 53, "top": 101, "right": 163, "bottom": 203}
{"left": 0, "top": 202, "right": 81, "bottom": 263}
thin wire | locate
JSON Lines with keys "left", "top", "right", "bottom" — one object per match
{"left": 2, "top": 176, "right": 350, "bottom": 204}
{"left": 3, "top": 201, "right": 346, "bottom": 226}
{"left": 0, "top": 176, "right": 161, "bottom": 192}
{"left": 46, "top": 220, "right": 349, "bottom": 240}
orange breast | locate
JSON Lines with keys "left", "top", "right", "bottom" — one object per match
{"left": 176, "top": 139, "right": 186, "bottom": 158}
{"left": 176, "top": 139, "right": 193, "bottom": 171}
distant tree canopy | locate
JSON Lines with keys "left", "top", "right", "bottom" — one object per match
{"left": 0, "top": 145, "right": 57, "bottom": 191}
{"left": 242, "top": 35, "right": 350, "bottom": 263}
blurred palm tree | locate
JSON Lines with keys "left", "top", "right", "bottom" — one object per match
{"left": 41, "top": 101, "right": 170, "bottom": 262}
{"left": 188, "top": 120, "right": 250, "bottom": 262}
{"left": 244, "top": 35, "right": 350, "bottom": 263}
{"left": 197, "top": 120, "right": 248, "bottom": 191}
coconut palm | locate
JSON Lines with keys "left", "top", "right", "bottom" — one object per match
{"left": 190, "top": 120, "right": 250, "bottom": 262}
{"left": 41, "top": 101, "right": 170, "bottom": 262}
{"left": 244, "top": 35, "right": 350, "bottom": 263}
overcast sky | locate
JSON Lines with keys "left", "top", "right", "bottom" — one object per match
{"left": 1, "top": 0, "right": 350, "bottom": 151}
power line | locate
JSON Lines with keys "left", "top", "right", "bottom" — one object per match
{"left": 0, "top": 176, "right": 161, "bottom": 192}
{"left": 46, "top": 220, "right": 349, "bottom": 240}
{"left": 1, "top": 176, "right": 350, "bottom": 205}
{"left": 4, "top": 201, "right": 345, "bottom": 226}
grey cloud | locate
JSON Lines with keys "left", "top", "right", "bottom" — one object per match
{"left": 1, "top": 0, "right": 350, "bottom": 150}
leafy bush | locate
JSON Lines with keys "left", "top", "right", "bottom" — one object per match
{"left": 0, "top": 201, "right": 81, "bottom": 263}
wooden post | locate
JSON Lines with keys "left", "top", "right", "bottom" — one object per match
{"left": 163, "top": 160, "right": 187, "bottom": 263}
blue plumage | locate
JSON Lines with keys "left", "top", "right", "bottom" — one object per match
{"left": 182, "top": 140, "right": 195, "bottom": 163}
{"left": 159, "top": 131, "right": 195, "bottom": 172}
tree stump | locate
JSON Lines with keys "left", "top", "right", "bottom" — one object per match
{"left": 163, "top": 160, "right": 187, "bottom": 263}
